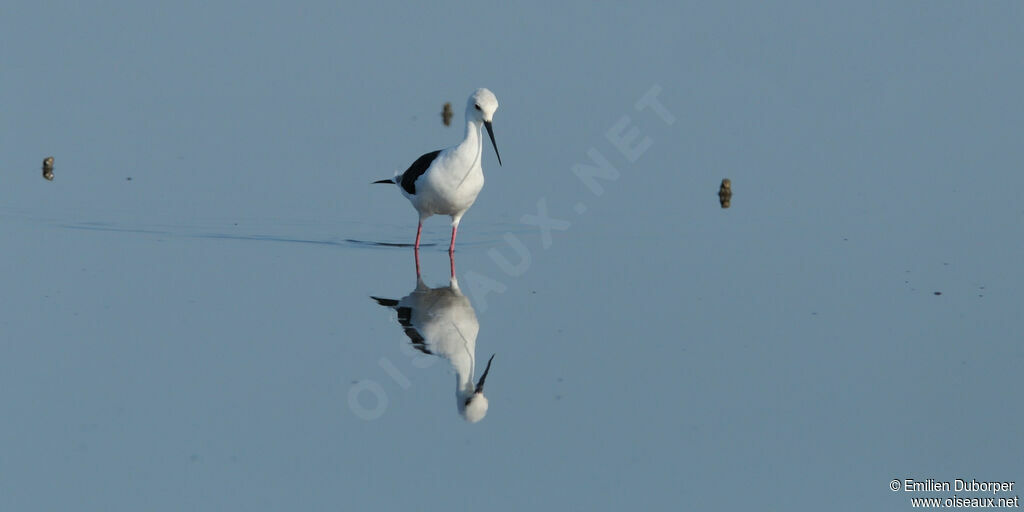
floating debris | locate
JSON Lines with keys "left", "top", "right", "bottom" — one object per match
{"left": 42, "top": 156, "right": 54, "bottom": 181}
{"left": 125, "top": 177, "right": 132, "bottom": 181}
{"left": 718, "top": 178, "right": 732, "bottom": 208}
{"left": 441, "top": 102, "right": 453, "bottom": 126}
{"left": 933, "top": 291, "right": 942, "bottom": 296}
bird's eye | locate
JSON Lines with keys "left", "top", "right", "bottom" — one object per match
{"left": 474, "top": 104, "right": 481, "bottom": 111}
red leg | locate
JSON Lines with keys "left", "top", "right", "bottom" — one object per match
{"left": 448, "top": 225, "right": 458, "bottom": 254}
{"left": 415, "top": 246, "right": 422, "bottom": 278}
{"left": 414, "top": 221, "right": 423, "bottom": 250}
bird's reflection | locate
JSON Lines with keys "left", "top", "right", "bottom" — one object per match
{"left": 371, "top": 250, "right": 494, "bottom": 422}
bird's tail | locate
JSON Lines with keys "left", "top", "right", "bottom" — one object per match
{"left": 371, "top": 296, "right": 399, "bottom": 307}
{"left": 372, "top": 178, "right": 395, "bottom": 184}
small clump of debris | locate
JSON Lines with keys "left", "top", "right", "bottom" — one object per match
{"left": 42, "top": 156, "right": 55, "bottom": 181}
{"left": 718, "top": 178, "right": 732, "bottom": 208}
{"left": 441, "top": 102, "right": 453, "bottom": 126}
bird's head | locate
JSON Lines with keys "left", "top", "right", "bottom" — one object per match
{"left": 458, "top": 354, "right": 494, "bottom": 423}
{"left": 467, "top": 88, "right": 499, "bottom": 123}
{"left": 461, "top": 393, "right": 489, "bottom": 423}
{"left": 467, "top": 88, "right": 501, "bottom": 166}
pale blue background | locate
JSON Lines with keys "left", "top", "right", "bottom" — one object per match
{"left": 2, "top": 2, "right": 1022, "bottom": 511}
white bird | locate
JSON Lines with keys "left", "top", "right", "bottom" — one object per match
{"left": 374, "top": 88, "right": 502, "bottom": 252}
{"left": 371, "top": 270, "right": 494, "bottom": 423}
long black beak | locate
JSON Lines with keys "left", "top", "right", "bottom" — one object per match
{"left": 484, "top": 121, "right": 502, "bottom": 166}
{"left": 474, "top": 354, "right": 495, "bottom": 394}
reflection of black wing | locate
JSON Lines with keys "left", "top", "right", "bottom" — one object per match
{"left": 403, "top": 328, "right": 431, "bottom": 355}
{"left": 371, "top": 297, "right": 432, "bottom": 355}
{"left": 399, "top": 150, "right": 441, "bottom": 195}
{"left": 397, "top": 307, "right": 432, "bottom": 355}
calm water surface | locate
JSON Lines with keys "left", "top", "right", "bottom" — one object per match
{"left": 2, "top": 2, "right": 1022, "bottom": 511}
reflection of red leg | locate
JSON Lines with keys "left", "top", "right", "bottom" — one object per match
{"left": 448, "top": 225, "right": 458, "bottom": 254}
{"left": 414, "top": 221, "right": 423, "bottom": 249}
{"left": 449, "top": 251, "right": 455, "bottom": 278}
{"left": 415, "top": 246, "right": 422, "bottom": 278}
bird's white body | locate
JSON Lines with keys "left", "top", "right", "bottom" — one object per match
{"left": 401, "top": 128, "right": 485, "bottom": 222}
{"left": 372, "top": 275, "right": 493, "bottom": 422}
{"left": 377, "top": 88, "right": 501, "bottom": 251}
{"left": 403, "top": 277, "right": 481, "bottom": 380}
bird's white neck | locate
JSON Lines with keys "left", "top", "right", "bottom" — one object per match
{"left": 456, "top": 119, "right": 484, "bottom": 161}
{"left": 454, "top": 360, "right": 479, "bottom": 414}
{"left": 450, "top": 341, "right": 477, "bottom": 396}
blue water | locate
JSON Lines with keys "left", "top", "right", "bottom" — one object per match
{"left": 2, "top": 2, "right": 1022, "bottom": 510}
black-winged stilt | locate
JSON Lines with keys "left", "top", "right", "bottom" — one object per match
{"left": 371, "top": 267, "right": 495, "bottom": 423}
{"left": 373, "top": 88, "right": 502, "bottom": 253}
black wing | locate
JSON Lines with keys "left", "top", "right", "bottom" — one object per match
{"left": 400, "top": 150, "right": 442, "bottom": 195}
